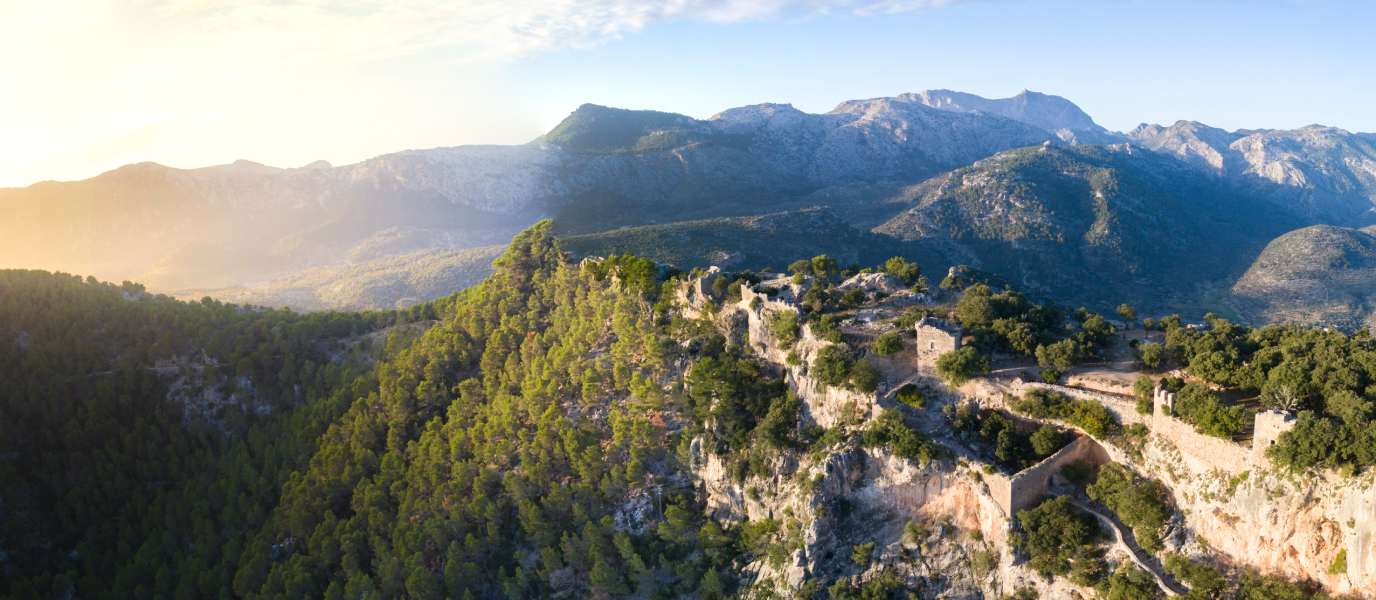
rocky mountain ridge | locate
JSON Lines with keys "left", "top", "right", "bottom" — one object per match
{"left": 6, "top": 89, "right": 1376, "bottom": 318}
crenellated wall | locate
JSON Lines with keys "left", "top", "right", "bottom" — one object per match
{"left": 1010, "top": 380, "right": 1297, "bottom": 477}
{"left": 1149, "top": 386, "right": 1293, "bottom": 476}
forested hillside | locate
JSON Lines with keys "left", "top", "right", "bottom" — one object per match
{"left": 2, "top": 221, "right": 1352, "bottom": 600}
{"left": 0, "top": 271, "right": 436, "bottom": 599}
{"left": 0, "top": 223, "right": 805, "bottom": 600}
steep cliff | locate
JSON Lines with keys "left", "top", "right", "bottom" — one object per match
{"left": 676, "top": 266, "right": 1375, "bottom": 598}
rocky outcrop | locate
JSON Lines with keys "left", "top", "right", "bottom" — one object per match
{"left": 910, "top": 89, "right": 1108, "bottom": 136}
{"left": 684, "top": 265, "right": 1376, "bottom": 597}
{"left": 1128, "top": 121, "right": 1376, "bottom": 224}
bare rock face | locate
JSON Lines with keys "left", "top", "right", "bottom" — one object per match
{"left": 1133, "top": 120, "right": 1244, "bottom": 175}
{"left": 689, "top": 263, "right": 1376, "bottom": 597}
{"left": 910, "top": 89, "right": 1107, "bottom": 135}
{"left": 1131, "top": 440, "right": 1376, "bottom": 595}
{"left": 1127, "top": 121, "right": 1376, "bottom": 223}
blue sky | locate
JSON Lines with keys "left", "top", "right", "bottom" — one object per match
{"left": 1, "top": 0, "right": 1372, "bottom": 187}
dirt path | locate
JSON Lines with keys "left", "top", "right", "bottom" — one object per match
{"left": 1066, "top": 497, "right": 1187, "bottom": 597}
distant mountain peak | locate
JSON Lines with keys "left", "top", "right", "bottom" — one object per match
{"left": 909, "top": 88, "right": 1105, "bottom": 133}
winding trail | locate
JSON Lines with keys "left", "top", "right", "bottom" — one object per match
{"left": 1066, "top": 497, "right": 1188, "bottom": 596}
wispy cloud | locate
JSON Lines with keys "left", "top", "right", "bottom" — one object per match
{"left": 0, "top": 0, "right": 983, "bottom": 186}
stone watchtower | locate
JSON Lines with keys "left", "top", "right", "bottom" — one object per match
{"left": 1250, "top": 410, "right": 1297, "bottom": 465}
{"left": 914, "top": 317, "right": 961, "bottom": 360}
{"left": 1153, "top": 385, "right": 1175, "bottom": 417}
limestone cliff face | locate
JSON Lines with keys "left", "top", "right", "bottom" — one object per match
{"left": 681, "top": 267, "right": 1376, "bottom": 597}
{"left": 986, "top": 377, "right": 1376, "bottom": 596}
{"left": 1132, "top": 440, "right": 1376, "bottom": 595}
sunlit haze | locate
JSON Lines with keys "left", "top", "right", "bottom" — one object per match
{"left": 2, "top": 0, "right": 1372, "bottom": 188}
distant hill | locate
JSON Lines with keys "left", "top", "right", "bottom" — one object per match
{"left": 1127, "top": 122, "right": 1376, "bottom": 224}
{"left": 559, "top": 207, "right": 938, "bottom": 275}
{"left": 872, "top": 144, "right": 1304, "bottom": 311}
{"left": 0, "top": 94, "right": 1056, "bottom": 302}
{"left": 170, "top": 245, "right": 504, "bottom": 312}
{"left": 1230, "top": 225, "right": 1376, "bottom": 329}
{"left": 8, "top": 90, "right": 1376, "bottom": 318}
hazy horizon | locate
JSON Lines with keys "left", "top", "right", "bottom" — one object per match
{"left": 3, "top": 0, "right": 1374, "bottom": 189}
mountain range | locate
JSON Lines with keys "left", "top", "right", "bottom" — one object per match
{"left": 4, "top": 89, "right": 1376, "bottom": 322}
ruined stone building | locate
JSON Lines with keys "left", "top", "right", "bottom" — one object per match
{"left": 913, "top": 317, "right": 961, "bottom": 359}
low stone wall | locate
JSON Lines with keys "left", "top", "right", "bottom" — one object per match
{"left": 1011, "top": 381, "right": 1148, "bottom": 428}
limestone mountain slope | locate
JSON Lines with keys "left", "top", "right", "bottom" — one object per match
{"left": 1128, "top": 122, "right": 1376, "bottom": 224}
{"left": 559, "top": 207, "right": 936, "bottom": 274}
{"left": 0, "top": 97, "right": 1055, "bottom": 298}
{"left": 873, "top": 144, "right": 1304, "bottom": 311}
{"left": 1230, "top": 224, "right": 1376, "bottom": 329}
{"left": 910, "top": 89, "right": 1116, "bottom": 144}
{"left": 165, "top": 244, "right": 506, "bottom": 312}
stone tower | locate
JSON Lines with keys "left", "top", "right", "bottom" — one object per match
{"left": 913, "top": 317, "right": 961, "bottom": 360}
{"left": 1251, "top": 410, "right": 1297, "bottom": 466}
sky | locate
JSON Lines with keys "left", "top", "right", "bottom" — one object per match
{"left": 1, "top": 0, "right": 1372, "bottom": 188}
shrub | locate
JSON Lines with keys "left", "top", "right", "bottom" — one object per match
{"left": 769, "top": 311, "right": 799, "bottom": 344}
{"left": 903, "top": 520, "right": 930, "bottom": 544}
{"left": 1133, "top": 375, "right": 1154, "bottom": 414}
{"left": 1137, "top": 342, "right": 1164, "bottom": 369}
{"left": 759, "top": 391, "right": 800, "bottom": 449}
{"left": 1088, "top": 464, "right": 1171, "bottom": 554}
{"left": 1093, "top": 567, "right": 1158, "bottom": 600}
{"left": 850, "top": 359, "right": 881, "bottom": 393}
{"left": 1030, "top": 426, "right": 1066, "bottom": 457}
{"left": 816, "top": 313, "right": 842, "bottom": 333}
{"left": 861, "top": 409, "right": 936, "bottom": 462}
{"left": 1174, "top": 383, "right": 1246, "bottom": 439}
{"left": 1267, "top": 411, "right": 1340, "bottom": 472}
{"left": 1165, "top": 554, "right": 1228, "bottom": 596}
{"left": 1012, "top": 389, "right": 1116, "bottom": 438}
{"left": 812, "top": 345, "right": 854, "bottom": 387}
{"left": 936, "top": 346, "right": 990, "bottom": 387}
{"left": 841, "top": 288, "right": 867, "bottom": 307}
{"left": 1328, "top": 548, "right": 1347, "bottom": 574}
{"left": 1236, "top": 570, "right": 1329, "bottom": 599}
{"left": 874, "top": 331, "right": 903, "bottom": 356}
{"left": 1013, "top": 496, "right": 1100, "bottom": 579}
{"left": 1040, "top": 369, "right": 1061, "bottom": 384}
{"left": 1036, "top": 339, "right": 1082, "bottom": 369}
{"left": 970, "top": 550, "right": 997, "bottom": 576}
{"left": 851, "top": 542, "right": 875, "bottom": 566}
{"left": 895, "top": 383, "right": 925, "bottom": 409}
{"left": 791, "top": 273, "right": 805, "bottom": 285}
{"left": 884, "top": 257, "right": 921, "bottom": 285}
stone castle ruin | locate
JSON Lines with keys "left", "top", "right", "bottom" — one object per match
{"left": 669, "top": 265, "right": 1376, "bottom": 597}
{"left": 981, "top": 381, "right": 1301, "bottom": 518}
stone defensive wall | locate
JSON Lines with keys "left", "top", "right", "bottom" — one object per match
{"left": 1011, "top": 380, "right": 1147, "bottom": 428}
{"left": 987, "top": 435, "right": 1113, "bottom": 516}
{"left": 736, "top": 284, "right": 882, "bottom": 429}
{"left": 1008, "top": 380, "right": 1296, "bottom": 477}
{"left": 740, "top": 285, "right": 802, "bottom": 317}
